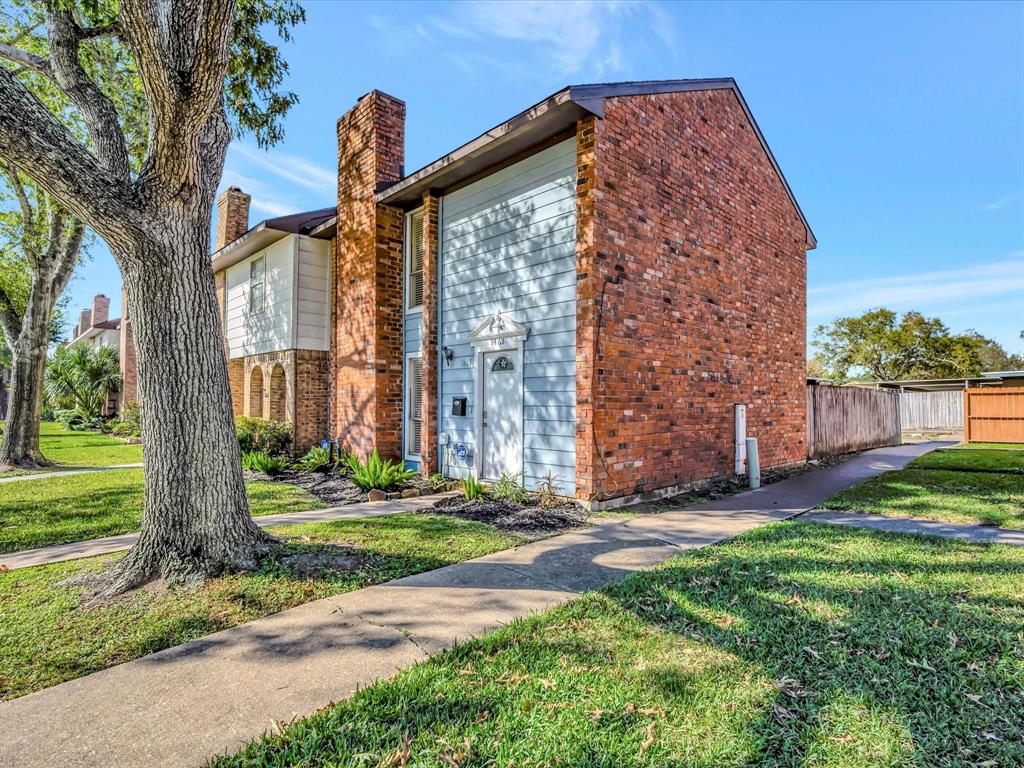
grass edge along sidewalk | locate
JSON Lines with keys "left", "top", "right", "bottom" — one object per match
{"left": 214, "top": 521, "right": 1024, "bottom": 768}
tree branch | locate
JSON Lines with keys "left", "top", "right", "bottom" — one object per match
{"left": 79, "top": 23, "right": 122, "bottom": 41}
{"left": 0, "top": 40, "right": 51, "bottom": 76}
{"left": 1, "top": 161, "right": 40, "bottom": 268}
{"left": 45, "top": 7, "right": 131, "bottom": 179}
{"left": 0, "top": 281, "right": 24, "bottom": 342}
{"left": 0, "top": 67, "right": 139, "bottom": 246}
{"left": 53, "top": 216, "right": 84, "bottom": 299}
{"left": 122, "top": 0, "right": 235, "bottom": 186}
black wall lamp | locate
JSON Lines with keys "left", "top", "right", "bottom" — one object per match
{"left": 442, "top": 346, "right": 454, "bottom": 366}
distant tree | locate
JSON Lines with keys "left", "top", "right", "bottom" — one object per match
{"left": 0, "top": 169, "right": 83, "bottom": 469}
{"left": 813, "top": 308, "right": 984, "bottom": 382}
{"left": 45, "top": 343, "right": 121, "bottom": 422}
{"left": 975, "top": 334, "right": 1024, "bottom": 372}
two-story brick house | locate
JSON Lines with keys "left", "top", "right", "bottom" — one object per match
{"left": 210, "top": 78, "right": 815, "bottom": 506}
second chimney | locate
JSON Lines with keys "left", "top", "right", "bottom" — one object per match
{"left": 215, "top": 186, "right": 251, "bottom": 251}
{"left": 91, "top": 294, "right": 110, "bottom": 326}
{"left": 79, "top": 309, "right": 92, "bottom": 335}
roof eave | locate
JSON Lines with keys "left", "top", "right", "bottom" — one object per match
{"left": 210, "top": 223, "right": 291, "bottom": 272}
{"left": 375, "top": 87, "right": 587, "bottom": 207}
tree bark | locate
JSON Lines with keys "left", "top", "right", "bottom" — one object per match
{"left": 0, "top": 0, "right": 274, "bottom": 595}
{"left": 0, "top": 318, "right": 50, "bottom": 469}
{"left": 96, "top": 212, "right": 272, "bottom": 595}
{"left": 0, "top": 193, "right": 81, "bottom": 470}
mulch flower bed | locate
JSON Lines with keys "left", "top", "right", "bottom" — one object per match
{"left": 432, "top": 495, "right": 586, "bottom": 536}
{"left": 242, "top": 469, "right": 438, "bottom": 507}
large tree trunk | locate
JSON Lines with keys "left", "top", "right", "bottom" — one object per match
{"left": 97, "top": 215, "right": 271, "bottom": 595}
{"left": 0, "top": 323, "right": 49, "bottom": 469}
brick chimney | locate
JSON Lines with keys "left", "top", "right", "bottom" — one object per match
{"left": 215, "top": 186, "right": 251, "bottom": 251}
{"left": 91, "top": 294, "right": 110, "bottom": 326}
{"left": 79, "top": 308, "right": 92, "bottom": 334}
{"left": 331, "top": 90, "right": 406, "bottom": 460}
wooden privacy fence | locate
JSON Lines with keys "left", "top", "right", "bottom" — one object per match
{"left": 901, "top": 390, "right": 963, "bottom": 431}
{"left": 964, "top": 387, "right": 1024, "bottom": 443}
{"left": 807, "top": 384, "right": 901, "bottom": 459}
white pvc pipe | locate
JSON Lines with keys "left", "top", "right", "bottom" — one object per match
{"left": 746, "top": 437, "right": 760, "bottom": 489}
{"left": 734, "top": 404, "right": 747, "bottom": 474}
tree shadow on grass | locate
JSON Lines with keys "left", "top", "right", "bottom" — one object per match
{"left": 213, "top": 522, "right": 1024, "bottom": 768}
{"left": 603, "top": 522, "right": 1024, "bottom": 766}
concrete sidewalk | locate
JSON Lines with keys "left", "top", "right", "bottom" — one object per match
{"left": 0, "top": 442, "right": 942, "bottom": 768}
{"left": 804, "top": 509, "right": 1024, "bottom": 546}
{"left": 1, "top": 492, "right": 459, "bottom": 571}
{"left": 0, "top": 463, "right": 144, "bottom": 484}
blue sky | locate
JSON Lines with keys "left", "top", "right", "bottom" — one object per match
{"left": 69, "top": 0, "right": 1023, "bottom": 353}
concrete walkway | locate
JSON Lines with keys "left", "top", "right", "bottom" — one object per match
{"left": 0, "top": 462, "right": 144, "bottom": 484}
{"left": 804, "top": 509, "right": 1024, "bottom": 546}
{"left": 0, "top": 442, "right": 943, "bottom": 768}
{"left": 1, "top": 492, "right": 459, "bottom": 571}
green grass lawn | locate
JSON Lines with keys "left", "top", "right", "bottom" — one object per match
{"left": 820, "top": 445, "right": 1024, "bottom": 529}
{"left": 910, "top": 447, "right": 1024, "bottom": 474}
{"left": 3, "top": 421, "right": 145, "bottom": 470}
{"left": 215, "top": 522, "right": 1024, "bottom": 767}
{"left": 0, "top": 514, "right": 522, "bottom": 700}
{"left": 0, "top": 468, "right": 324, "bottom": 553}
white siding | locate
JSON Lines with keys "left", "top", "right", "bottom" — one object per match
{"left": 295, "top": 236, "right": 331, "bottom": 351}
{"left": 438, "top": 139, "right": 577, "bottom": 493}
{"left": 225, "top": 234, "right": 330, "bottom": 358}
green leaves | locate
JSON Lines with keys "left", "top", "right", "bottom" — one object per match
{"left": 812, "top": 307, "right": 990, "bottom": 382}
{"left": 43, "top": 342, "right": 121, "bottom": 421}
{"left": 346, "top": 449, "right": 418, "bottom": 492}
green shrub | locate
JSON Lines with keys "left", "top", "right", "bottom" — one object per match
{"left": 54, "top": 408, "right": 84, "bottom": 428}
{"left": 460, "top": 476, "right": 487, "bottom": 501}
{"left": 292, "top": 445, "right": 345, "bottom": 473}
{"left": 345, "top": 449, "right": 417, "bottom": 491}
{"left": 491, "top": 471, "right": 526, "bottom": 503}
{"left": 537, "top": 471, "right": 562, "bottom": 509}
{"left": 241, "top": 450, "right": 287, "bottom": 475}
{"left": 108, "top": 402, "right": 142, "bottom": 438}
{"left": 235, "top": 417, "right": 292, "bottom": 456}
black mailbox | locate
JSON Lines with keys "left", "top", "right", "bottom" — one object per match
{"left": 451, "top": 397, "right": 467, "bottom": 416}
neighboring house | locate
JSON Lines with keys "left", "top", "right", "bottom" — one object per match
{"left": 212, "top": 78, "right": 815, "bottom": 506}
{"left": 67, "top": 293, "right": 125, "bottom": 416}
{"left": 63, "top": 292, "right": 139, "bottom": 416}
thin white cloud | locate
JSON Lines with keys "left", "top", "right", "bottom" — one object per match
{"left": 985, "top": 190, "right": 1023, "bottom": 210}
{"left": 227, "top": 143, "right": 335, "bottom": 193}
{"left": 808, "top": 256, "right": 1024, "bottom": 318}
{"left": 385, "top": 0, "right": 675, "bottom": 80}
{"left": 219, "top": 167, "right": 304, "bottom": 220}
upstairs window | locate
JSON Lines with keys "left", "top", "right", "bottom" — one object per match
{"left": 406, "top": 355, "right": 423, "bottom": 457}
{"left": 406, "top": 209, "right": 424, "bottom": 312}
{"left": 249, "top": 255, "right": 265, "bottom": 314}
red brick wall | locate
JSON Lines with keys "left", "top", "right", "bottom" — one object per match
{"left": 332, "top": 91, "right": 406, "bottom": 460}
{"left": 419, "top": 192, "right": 440, "bottom": 474}
{"left": 294, "top": 350, "right": 330, "bottom": 454}
{"left": 576, "top": 90, "right": 810, "bottom": 502}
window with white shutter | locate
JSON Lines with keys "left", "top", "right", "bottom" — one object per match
{"left": 406, "top": 355, "right": 423, "bottom": 457}
{"left": 406, "top": 210, "right": 424, "bottom": 312}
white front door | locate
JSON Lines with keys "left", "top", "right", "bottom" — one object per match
{"left": 481, "top": 350, "right": 522, "bottom": 480}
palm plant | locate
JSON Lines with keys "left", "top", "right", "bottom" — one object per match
{"left": 44, "top": 344, "right": 122, "bottom": 422}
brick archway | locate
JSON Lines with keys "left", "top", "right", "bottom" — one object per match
{"left": 269, "top": 364, "right": 288, "bottom": 423}
{"left": 248, "top": 366, "right": 264, "bottom": 418}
